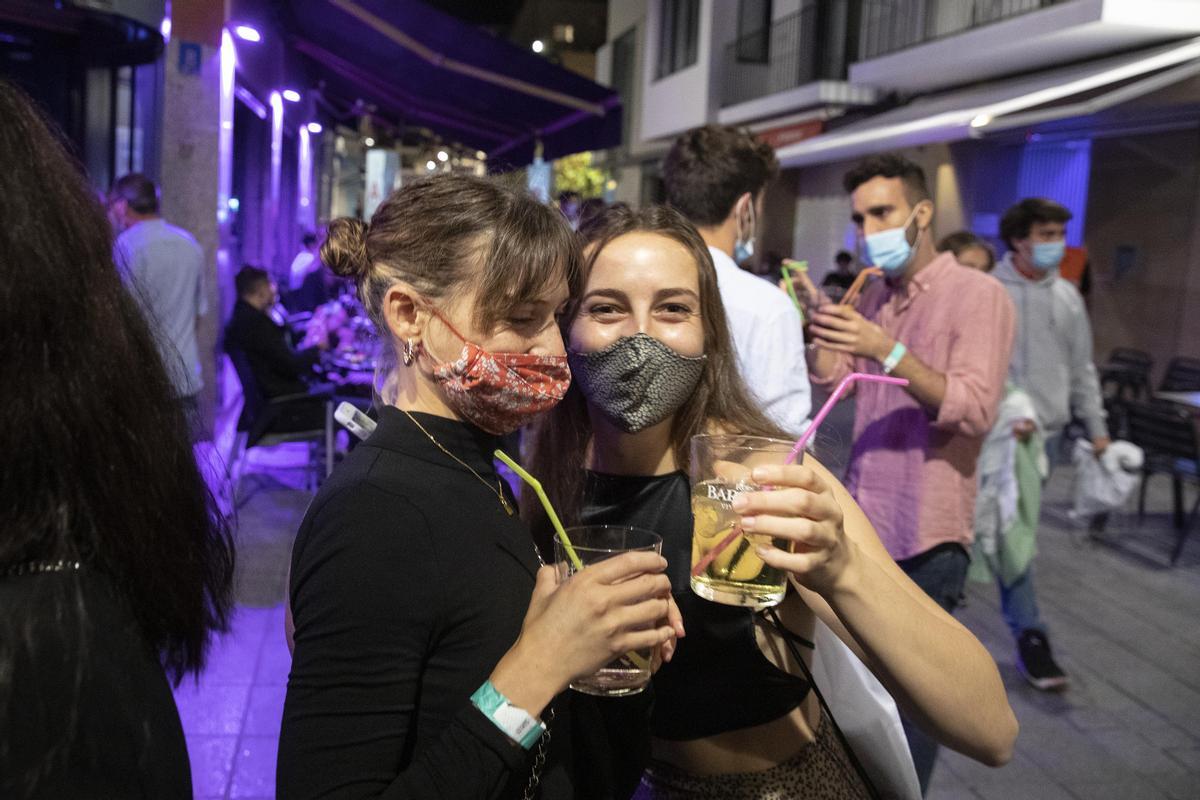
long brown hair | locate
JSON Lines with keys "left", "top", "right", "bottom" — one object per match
{"left": 525, "top": 204, "right": 786, "bottom": 549}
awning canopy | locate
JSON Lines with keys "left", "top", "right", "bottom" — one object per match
{"left": 283, "top": 0, "right": 622, "bottom": 167}
{"left": 776, "top": 36, "right": 1200, "bottom": 168}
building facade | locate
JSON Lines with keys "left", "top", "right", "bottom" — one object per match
{"left": 598, "top": 0, "right": 1200, "bottom": 371}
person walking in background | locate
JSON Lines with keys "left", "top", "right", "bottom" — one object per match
{"left": 990, "top": 197, "right": 1111, "bottom": 692}
{"left": 662, "top": 124, "right": 812, "bottom": 434}
{"left": 0, "top": 78, "right": 235, "bottom": 800}
{"left": 288, "top": 231, "right": 321, "bottom": 292}
{"left": 938, "top": 231, "right": 997, "bottom": 273}
{"left": 109, "top": 172, "right": 207, "bottom": 437}
{"left": 803, "top": 153, "right": 1016, "bottom": 793}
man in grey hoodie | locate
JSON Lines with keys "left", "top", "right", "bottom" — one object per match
{"left": 993, "top": 197, "right": 1110, "bottom": 692}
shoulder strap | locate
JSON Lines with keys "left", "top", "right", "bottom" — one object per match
{"left": 765, "top": 607, "right": 882, "bottom": 800}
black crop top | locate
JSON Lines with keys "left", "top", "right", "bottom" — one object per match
{"left": 581, "top": 470, "right": 811, "bottom": 741}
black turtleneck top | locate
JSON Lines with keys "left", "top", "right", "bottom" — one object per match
{"left": 278, "top": 407, "right": 647, "bottom": 799}
{"left": 581, "top": 471, "right": 810, "bottom": 741}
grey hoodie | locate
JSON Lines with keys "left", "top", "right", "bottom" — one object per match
{"left": 992, "top": 252, "right": 1107, "bottom": 439}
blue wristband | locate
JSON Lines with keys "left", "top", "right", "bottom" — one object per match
{"left": 470, "top": 681, "right": 546, "bottom": 750}
{"left": 882, "top": 341, "right": 907, "bottom": 374}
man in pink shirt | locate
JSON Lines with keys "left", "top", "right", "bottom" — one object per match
{"left": 800, "top": 154, "right": 1015, "bottom": 791}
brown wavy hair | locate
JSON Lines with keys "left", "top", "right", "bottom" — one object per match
{"left": 524, "top": 204, "right": 786, "bottom": 551}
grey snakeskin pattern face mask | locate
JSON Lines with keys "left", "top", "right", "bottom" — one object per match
{"left": 568, "top": 333, "right": 706, "bottom": 433}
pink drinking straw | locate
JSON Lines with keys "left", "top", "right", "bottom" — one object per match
{"left": 691, "top": 372, "right": 909, "bottom": 578}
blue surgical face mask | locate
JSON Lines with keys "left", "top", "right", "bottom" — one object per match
{"left": 864, "top": 205, "right": 921, "bottom": 274}
{"left": 733, "top": 198, "right": 756, "bottom": 264}
{"left": 1030, "top": 240, "right": 1065, "bottom": 271}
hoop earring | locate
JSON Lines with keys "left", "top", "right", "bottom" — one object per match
{"left": 402, "top": 339, "right": 416, "bottom": 366}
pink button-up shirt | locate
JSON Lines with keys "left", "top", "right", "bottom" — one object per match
{"left": 813, "top": 253, "right": 1016, "bottom": 561}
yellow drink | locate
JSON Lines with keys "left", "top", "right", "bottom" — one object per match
{"left": 689, "top": 480, "right": 788, "bottom": 608}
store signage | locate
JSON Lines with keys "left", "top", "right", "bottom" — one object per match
{"left": 756, "top": 119, "right": 824, "bottom": 150}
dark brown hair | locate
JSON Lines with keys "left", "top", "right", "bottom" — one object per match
{"left": 842, "top": 153, "right": 930, "bottom": 205}
{"left": 235, "top": 264, "right": 271, "bottom": 298}
{"left": 662, "top": 125, "right": 780, "bottom": 227}
{"left": 322, "top": 174, "right": 580, "bottom": 395}
{"left": 938, "top": 230, "right": 996, "bottom": 271}
{"left": 524, "top": 204, "right": 787, "bottom": 551}
{"left": 110, "top": 172, "right": 159, "bottom": 214}
{"left": 0, "top": 81, "right": 233, "bottom": 677}
{"left": 999, "top": 198, "right": 1072, "bottom": 249}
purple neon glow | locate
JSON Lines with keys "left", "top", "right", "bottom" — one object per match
{"left": 160, "top": 0, "right": 171, "bottom": 43}
{"left": 282, "top": 89, "right": 301, "bottom": 103}
{"left": 217, "top": 30, "right": 236, "bottom": 225}
{"left": 298, "top": 126, "right": 314, "bottom": 224}
{"left": 306, "top": 122, "right": 323, "bottom": 134}
{"left": 233, "top": 25, "right": 261, "bottom": 43}
{"left": 270, "top": 91, "right": 284, "bottom": 268}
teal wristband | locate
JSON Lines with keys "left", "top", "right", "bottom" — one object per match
{"left": 882, "top": 341, "right": 907, "bottom": 374}
{"left": 470, "top": 681, "right": 546, "bottom": 750}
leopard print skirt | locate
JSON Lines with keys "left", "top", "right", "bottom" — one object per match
{"left": 632, "top": 712, "right": 872, "bottom": 800}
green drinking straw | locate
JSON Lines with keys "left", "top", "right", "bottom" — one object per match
{"left": 780, "top": 259, "right": 808, "bottom": 319}
{"left": 494, "top": 449, "right": 582, "bottom": 571}
{"left": 494, "top": 449, "right": 651, "bottom": 671}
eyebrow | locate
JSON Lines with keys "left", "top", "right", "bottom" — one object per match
{"left": 654, "top": 287, "right": 700, "bottom": 302}
{"left": 580, "top": 288, "right": 629, "bottom": 304}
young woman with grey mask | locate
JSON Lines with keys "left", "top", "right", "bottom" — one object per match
{"left": 526, "top": 205, "right": 1016, "bottom": 799}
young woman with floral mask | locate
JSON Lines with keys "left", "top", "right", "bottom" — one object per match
{"left": 527, "top": 205, "right": 1017, "bottom": 799}
{"left": 277, "top": 176, "right": 680, "bottom": 799}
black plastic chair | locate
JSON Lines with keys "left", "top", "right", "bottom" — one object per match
{"left": 1100, "top": 347, "right": 1154, "bottom": 402}
{"left": 1160, "top": 356, "right": 1200, "bottom": 392}
{"left": 225, "top": 347, "right": 334, "bottom": 504}
{"left": 1126, "top": 400, "right": 1200, "bottom": 565}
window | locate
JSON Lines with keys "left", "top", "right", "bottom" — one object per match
{"left": 736, "top": 0, "right": 771, "bottom": 63}
{"left": 553, "top": 24, "right": 575, "bottom": 44}
{"left": 656, "top": 0, "right": 700, "bottom": 79}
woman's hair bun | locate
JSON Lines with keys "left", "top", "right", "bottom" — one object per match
{"left": 322, "top": 217, "right": 370, "bottom": 280}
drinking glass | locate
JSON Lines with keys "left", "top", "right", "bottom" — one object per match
{"left": 689, "top": 434, "right": 797, "bottom": 609}
{"left": 555, "top": 525, "right": 662, "bottom": 697}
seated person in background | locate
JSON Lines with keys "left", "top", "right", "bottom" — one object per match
{"left": 938, "top": 231, "right": 996, "bottom": 273}
{"left": 288, "top": 231, "right": 321, "bottom": 292}
{"left": 225, "top": 266, "right": 328, "bottom": 433}
{"left": 820, "top": 250, "right": 857, "bottom": 299}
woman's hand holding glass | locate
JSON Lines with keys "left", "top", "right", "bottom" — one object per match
{"left": 731, "top": 464, "right": 858, "bottom": 597}
{"left": 490, "top": 551, "right": 676, "bottom": 715}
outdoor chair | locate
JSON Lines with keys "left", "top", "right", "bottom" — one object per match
{"left": 225, "top": 347, "right": 335, "bottom": 506}
{"left": 1126, "top": 399, "right": 1200, "bottom": 565}
{"left": 1100, "top": 347, "right": 1154, "bottom": 402}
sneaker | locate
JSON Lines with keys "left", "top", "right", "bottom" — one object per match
{"left": 1017, "top": 629, "right": 1069, "bottom": 691}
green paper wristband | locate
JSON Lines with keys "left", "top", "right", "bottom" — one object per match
{"left": 471, "top": 681, "right": 545, "bottom": 750}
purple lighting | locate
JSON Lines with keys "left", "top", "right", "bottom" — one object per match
{"left": 282, "top": 89, "right": 301, "bottom": 103}
{"left": 306, "top": 122, "right": 323, "bottom": 134}
{"left": 233, "top": 25, "right": 261, "bottom": 43}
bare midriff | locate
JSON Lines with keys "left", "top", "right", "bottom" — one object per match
{"left": 650, "top": 696, "right": 821, "bottom": 775}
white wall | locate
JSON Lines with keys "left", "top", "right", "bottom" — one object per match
{"left": 639, "top": 0, "right": 738, "bottom": 141}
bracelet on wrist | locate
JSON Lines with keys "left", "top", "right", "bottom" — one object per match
{"left": 471, "top": 680, "right": 546, "bottom": 750}
{"left": 882, "top": 341, "right": 907, "bottom": 374}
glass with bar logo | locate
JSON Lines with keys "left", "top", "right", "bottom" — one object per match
{"left": 688, "top": 434, "right": 797, "bottom": 608}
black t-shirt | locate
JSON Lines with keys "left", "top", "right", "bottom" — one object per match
{"left": 278, "top": 408, "right": 647, "bottom": 799}
{"left": 581, "top": 471, "right": 810, "bottom": 741}
{"left": 0, "top": 569, "right": 191, "bottom": 799}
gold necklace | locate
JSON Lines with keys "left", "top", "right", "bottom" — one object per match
{"left": 401, "top": 409, "right": 514, "bottom": 516}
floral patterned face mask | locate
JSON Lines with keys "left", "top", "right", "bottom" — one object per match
{"left": 419, "top": 306, "right": 571, "bottom": 435}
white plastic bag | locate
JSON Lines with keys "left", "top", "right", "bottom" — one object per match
{"left": 1070, "top": 439, "right": 1144, "bottom": 519}
{"left": 809, "top": 621, "right": 922, "bottom": 800}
